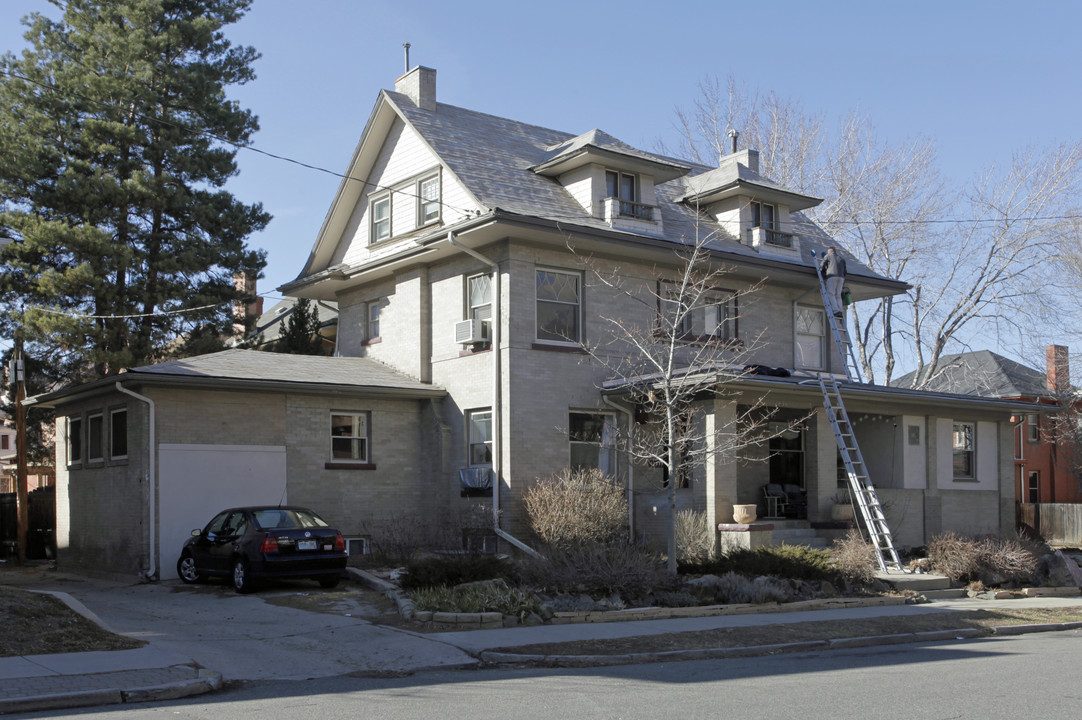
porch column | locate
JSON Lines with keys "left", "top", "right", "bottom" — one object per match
{"left": 704, "top": 398, "right": 738, "bottom": 525}
{"left": 811, "top": 406, "right": 836, "bottom": 519}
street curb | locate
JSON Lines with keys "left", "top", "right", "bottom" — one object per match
{"left": 0, "top": 669, "right": 223, "bottom": 716}
{"left": 477, "top": 621, "right": 1082, "bottom": 668}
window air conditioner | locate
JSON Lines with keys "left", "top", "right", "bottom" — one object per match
{"left": 454, "top": 318, "right": 489, "bottom": 344}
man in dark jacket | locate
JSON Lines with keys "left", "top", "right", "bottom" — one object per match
{"left": 820, "top": 247, "right": 847, "bottom": 318}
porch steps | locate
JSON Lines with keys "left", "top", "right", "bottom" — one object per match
{"left": 874, "top": 572, "right": 954, "bottom": 594}
{"left": 769, "top": 520, "right": 830, "bottom": 549}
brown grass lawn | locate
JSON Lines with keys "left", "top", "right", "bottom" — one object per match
{"left": 0, "top": 585, "right": 144, "bottom": 658}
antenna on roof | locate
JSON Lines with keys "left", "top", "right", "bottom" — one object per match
{"left": 403, "top": 42, "right": 411, "bottom": 73}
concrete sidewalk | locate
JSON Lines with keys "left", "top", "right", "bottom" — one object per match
{"left": 2, "top": 569, "right": 1080, "bottom": 715}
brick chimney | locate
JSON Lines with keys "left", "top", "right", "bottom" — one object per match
{"left": 1046, "top": 344, "right": 1070, "bottom": 394}
{"left": 395, "top": 66, "right": 436, "bottom": 111}
{"left": 233, "top": 272, "right": 263, "bottom": 337}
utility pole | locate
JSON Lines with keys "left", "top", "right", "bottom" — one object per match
{"left": 12, "top": 337, "right": 28, "bottom": 562}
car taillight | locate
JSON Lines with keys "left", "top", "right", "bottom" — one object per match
{"left": 260, "top": 535, "right": 279, "bottom": 553}
{"left": 333, "top": 533, "right": 345, "bottom": 551}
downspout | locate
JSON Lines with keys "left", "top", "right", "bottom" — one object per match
{"left": 445, "top": 231, "right": 503, "bottom": 530}
{"left": 116, "top": 382, "right": 157, "bottom": 580}
{"left": 602, "top": 395, "right": 636, "bottom": 543}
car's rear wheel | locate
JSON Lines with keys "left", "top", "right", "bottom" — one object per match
{"left": 318, "top": 575, "right": 340, "bottom": 589}
{"left": 177, "top": 554, "right": 202, "bottom": 584}
{"left": 232, "top": 558, "right": 254, "bottom": 594}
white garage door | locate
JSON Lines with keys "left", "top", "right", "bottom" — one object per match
{"left": 158, "top": 444, "right": 287, "bottom": 579}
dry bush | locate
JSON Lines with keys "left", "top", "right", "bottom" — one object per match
{"left": 831, "top": 529, "right": 878, "bottom": 584}
{"left": 523, "top": 467, "right": 627, "bottom": 548}
{"left": 928, "top": 532, "right": 1040, "bottom": 585}
{"left": 364, "top": 505, "right": 496, "bottom": 564}
{"left": 675, "top": 509, "right": 715, "bottom": 564}
{"left": 513, "top": 543, "right": 669, "bottom": 599}
{"left": 709, "top": 572, "right": 791, "bottom": 604}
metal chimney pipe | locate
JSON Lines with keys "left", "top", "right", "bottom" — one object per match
{"left": 403, "top": 42, "right": 411, "bottom": 73}
{"left": 728, "top": 129, "right": 739, "bottom": 154}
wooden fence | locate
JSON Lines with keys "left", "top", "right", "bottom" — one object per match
{"left": 1018, "top": 503, "right": 1082, "bottom": 547}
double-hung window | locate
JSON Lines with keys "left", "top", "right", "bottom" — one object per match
{"left": 1027, "top": 413, "right": 1040, "bottom": 443}
{"left": 952, "top": 422, "right": 975, "bottom": 479}
{"left": 366, "top": 299, "right": 381, "bottom": 341}
{"left": 467, "top": 274, "right": 492, "bottom": 341}
{"left": 467, "top": 409, "right": 493, "bottom": 466}
{"left": 68, "top": 416, "right": 83, "bottom": 465}
{"left": 569, "top": 412, "right": 617, "bottom": 476}
{"left": 794, "top": 305, "right": 825, "bottom": 370}
{"left": 87, "top": 413, "right": 103, "bottom": 463}
{"left": 418, "top": 175, "right": 440, "bottom": 225}
{"left": 110, "top": 408, "right": 127, "bottom": 460}
{"left": 371, "top": 194, "right": 391, "bottom": 243}
{"left": 331, "top": 412, "right": 370, "bottom": 463}
{"left": 705, "top": 291, "right": 737, "bottom": 341}
{"left": 536, "top": 269, "right": 581, "bottom": 344}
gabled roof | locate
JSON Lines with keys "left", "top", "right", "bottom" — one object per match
{"left": 531, "top": 128, "right": 690, "bottom": 182}
{"left": 892, "top": 351, "right": 1052, "bottom": 398}
{"left": 679, "top": 151, "right": 822, "bottom": 212}
{"left": 28, "top": 349, "right": 444, "bottom": 408}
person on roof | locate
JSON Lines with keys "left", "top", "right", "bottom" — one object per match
{"left": 820, "top": 246, "right": 847, "bottom": 318}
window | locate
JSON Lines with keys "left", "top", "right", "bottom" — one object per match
{"left": 605, "top": 169, "right": 652, "bottom": 220}
{"left": 418, "top": 175, "right": 440, "bottom": 225}
{"left": 1, "top": 435, "right": 8, "bottom": 451}
{"left": 370, "top": 194, "right": 391, "bottom": 242}
{"left": 110, "top": 409, "right": 127, "bottom": 459}
{"left": 536, "top": 269, "right": 581, "bottom": 343}
{"left": 87, "top": 413, "right": 103, "bottom": 462}
{"left": 467, "top": 274, "right": 492, "bottom": 340}
{"left": 467, "top": 409, "right": 492, "bottom": 466}
{"left": 769, "top": 422, "right": 805, "bottom": 488}
{"left": 794, "top": 306, "right": 825, "bottom": 370}
{"left": 1028, "top": 413, "right": 1040, "bottom": 443}
{"left": 1028, "top": 471, "right": 1040, "bottom": 503}
{"left": 569, "top": 412, "right": 618, "bottom": 476}
{"left": 366, "top": 300, "right": 381, "bottom": 341}
{"left": 68, "top": 417, "right": 83, "bottom": 465}
{"left": 660, "top": 289, "right": 692, "bottom": 336}
{"left": 750, "top": 201, "right": 775, "bottom": 232}
{"left": 953, "top": 422, "right": 975, "bottom": 479}
{"left": 331, "top": 413, "right": 369, "bottom": 462}
{"left": 705, "top": 292, "right": 738, "bottom": 341}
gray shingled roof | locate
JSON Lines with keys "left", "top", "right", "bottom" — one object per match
{"left": 131, "top": 349, "right": 439, "bottom": 393}
{"left": 387, "top": 92, "right": 891, "bottom": 281}
{"left": 893, "top": 350, "right": 1051, "bottom": 398}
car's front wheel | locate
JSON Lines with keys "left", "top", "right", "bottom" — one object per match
{"left": 232, "top": 558, "right": 254, "bottom": 594}
{"left": 177, "top": 553, "right": 202, "bottom": 584}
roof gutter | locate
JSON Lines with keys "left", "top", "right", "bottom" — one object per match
{"left": 115, "top": 382, "right": 157, "bottom": 582}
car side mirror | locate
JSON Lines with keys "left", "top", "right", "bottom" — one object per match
{"left": 191, "top": 529, "right": 201, "bottom": 536}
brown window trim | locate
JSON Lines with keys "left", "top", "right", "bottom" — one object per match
{"left": 531, "top": 343, "right": 586, "bottom": 353}
{"left": 325, "top": 462, "right": 377, "bottom": 471}
{"left": 362, "top": 337, "right": 382, "bottom": 346}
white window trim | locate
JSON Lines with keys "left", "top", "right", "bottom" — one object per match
{"left": 67, "top": 416, "right": 83, "bottom": 466}
{"left": 370, "top": 193, "right": 391, "bottom": 244}
{"left": 466, "top": 273, "right": 493, "bottom": 342}
{"left": 794, "top": 304, "right": 826, "bottom": 370}
{"left": 535, "top": 268, "right": 583, "bottom": 346}
{"left": 1027, "top": 413, "right": 1040, "bottom": 443}
{"left": 109, "top": 408, "right": 128, "bottom": 461}
{"left": 568, "top": 411, "right": 618, "bottom": 477}
{"left": 366, "top": 299, "right": 382, "bottom": 341}
{"left": 466, "top": 408, "right": 493, "bottom": 467}
{"left": 952, "top": 421, "right": 976, "bottom": 480}
{"left": 87, "top": 412, "right": 104, "bottom": 463}
{"left": 417, "top": 173, "right": 441, "bottom": 227}
{"left": 330, "top": 411, "right": 371, "bottom": 464}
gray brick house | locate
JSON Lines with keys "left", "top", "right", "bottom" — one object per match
{"left": 34, "top": 66, "right": 1035, "bottom": 579}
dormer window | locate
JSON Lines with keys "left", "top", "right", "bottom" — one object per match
{"left": 750, "top": 200, "right": 793, "bottom": 248}
{"left": 606, "top": 170, "right": 653, "bottom": 221}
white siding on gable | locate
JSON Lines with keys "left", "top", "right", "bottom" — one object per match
{"left": 335, "top": 118, "right": 481, "bottom": 269}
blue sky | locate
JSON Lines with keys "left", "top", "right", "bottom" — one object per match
{"left": 2, "top": 0, "right": 1080, "bottom": 304}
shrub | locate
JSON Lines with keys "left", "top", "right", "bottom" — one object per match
{"left": 523, "top": 467, "right": 627, "bottom": 548}
{"left": 408, "top": 580, "right": 542, "bottom": 618}
{"left": 514, "top": 543, "right": 671, "bottom": 599}
{"left": 399, "top": 554, "right": 511, "bottom": 590}
{"left": 708, "top": 572, "right": 791, "bottom": 604}
{"left": 928, "top": 532, "right": 1040, "bottom": 585}
{"left": 675, "top": 509, "right": 715, "bottom": 564}
{"left": 681, "top": 544, "right": 835, "bottom": 582}
{"left": 831, "top": 530, "right": 878, "bottom": 584}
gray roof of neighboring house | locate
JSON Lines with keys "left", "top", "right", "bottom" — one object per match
{"left": 28, "top": 350, "right": 443, "bottom": 407}
{"left": 252, "top": 297, "right": 338, "bottom": 338}
{"left": 386, "top": 92, "right": 894, "bottom": 284}
{"left": 892, "top": 351, "right": 1052, "bottom": 398}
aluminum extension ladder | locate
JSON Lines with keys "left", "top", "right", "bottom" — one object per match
{"left": 810, "top": 249, "right": 903, "bottom": 572}
{"left": 811, "top": 249, "right": 863, "bottom": 383}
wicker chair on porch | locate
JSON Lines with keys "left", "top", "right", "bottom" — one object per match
{"left": 762, "top": 483, "right": 789, "bottom": 518}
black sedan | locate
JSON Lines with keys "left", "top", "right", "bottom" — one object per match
{"left": 177, "top": 506, "right": 348, "bottom": 593}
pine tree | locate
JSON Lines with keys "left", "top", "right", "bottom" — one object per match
{"left": 0, "top": 0, "right": 268, "bottom": 383}
{"left": 275, "top": 298, "right": 323, "bottom": 355}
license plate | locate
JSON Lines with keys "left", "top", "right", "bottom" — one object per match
{"left": 298, "top": 540, "right": 317, "bottom": 551}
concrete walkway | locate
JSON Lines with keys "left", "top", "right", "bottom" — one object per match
{"left": 2, "top": 566, "right": 1081, "bottom": 715}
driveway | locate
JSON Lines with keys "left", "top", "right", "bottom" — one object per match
{"left": 0, "top": 568, "right": 477, "bottom": 680}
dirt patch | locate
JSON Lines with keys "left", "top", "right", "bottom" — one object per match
{"left": 0, "top": 585, "right": 145, "bottom": 658}
{"left": 262, "top": 584, "right": 406, "bottom": 624}
{"left": 492, "top": 607, "right": 1082, "bottom": 656}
